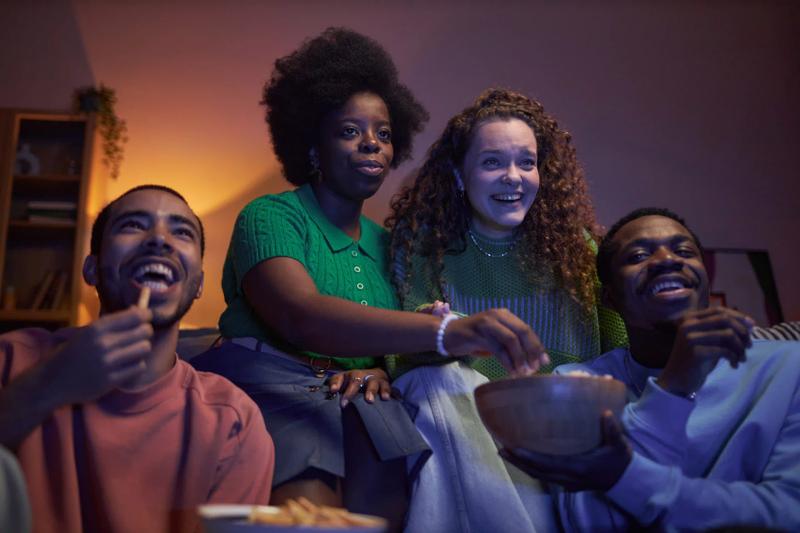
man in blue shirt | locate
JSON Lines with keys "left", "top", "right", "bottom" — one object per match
{"left": 505, "top": 207, "right": 800, "bottom": 531}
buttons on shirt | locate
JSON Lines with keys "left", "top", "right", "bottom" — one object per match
{"left": 353, "top": 266, "right": 361, "bottom": 273}
{"left": 360, "top": 300, "right": 368, "bottom": 305}
{"left": 351, "top": 250, "right": 359, "bottom": 257}
{"left": 356, "top": 282, "right": 365, "bottom": 290}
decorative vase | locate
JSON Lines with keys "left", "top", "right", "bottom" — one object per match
{"left": 14, "top": 144, "right": 41, "bottom": 176}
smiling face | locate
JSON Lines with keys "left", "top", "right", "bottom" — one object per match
{"left": 316, "top": 91, "right": 394, "bottom": 203}
{"left": 461, "top": 118, "right": 540, "bottom": 239}
{"left": 83, "top": 189, "right": 204, "bottom": 328}
{"left": 605, "top": 215, "right": 709, "bottom": 329}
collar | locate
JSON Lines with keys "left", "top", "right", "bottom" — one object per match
{"left": 295, "top": 184, "right": 382, "bottom": 260}
{"left": 97, "top": 355, "right": 182, "bottom": 413}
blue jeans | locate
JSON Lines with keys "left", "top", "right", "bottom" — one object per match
{"left": 395, "top": 361, "right": 556, "bottom": 533}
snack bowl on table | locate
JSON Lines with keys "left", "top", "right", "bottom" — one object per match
{"left": 198, "top": 503, "right": 387, "bottom": 533}
{"left": 474, "top": 373, "right": 627, "bottom": 455}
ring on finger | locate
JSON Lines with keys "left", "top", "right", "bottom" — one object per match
{"left": 363, "top": 374, "right": 375, "bottom": 383}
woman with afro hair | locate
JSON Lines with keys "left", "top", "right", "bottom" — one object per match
{"left": 385, "top": 88, "right": 628, "bottom": 532}
{"left": 191, "top": 30, "right": 549, "bottom": 530}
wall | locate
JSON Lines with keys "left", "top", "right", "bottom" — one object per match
{"left": 1, "top": 0, "right": 798, "bottom": 325}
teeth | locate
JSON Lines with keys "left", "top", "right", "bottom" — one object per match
{"left": 133, "top": 263, "right": 174, "bottom": 283}
{"left": 650, "top": 280, "right": 687, "bottom": 295}
{"left": 493, "top": 193, "right": 522, "bottom": 201}
{"left": 141, "top": 280, "right": 169, "bottom": 291}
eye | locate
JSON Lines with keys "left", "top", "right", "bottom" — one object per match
{"left": 119, "top": 219, "right": 145, "bottom": 231}
{"left": 377, "top": 128, "right": 392, "bottom": 143}
{"left": 519, "top": 157, "right": 537, "bottom": 170}
{"left": 342, "top": 126, "right": 359, "bottom": 138}
{"left": 626, "top": 251, "right": 649, "bottom": 264}
{"left": 675, "top": 247, "right": 697, "bottom": 258}
{"left": 481, "top": 157, "right": 501, "bottom": 169}
{"left": 174, "top": 227, "right": 196, "bottom": 240}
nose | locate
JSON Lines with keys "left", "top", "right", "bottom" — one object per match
{"left": 143, "top": 222, "right": 173, "bottom": 253}
{"left": 359, "top": 133, "right": 380, "bottom": 154}
{"left": 648, "top": 246, "right": 683, "bottom": 273}
{"left": 501, "top": 163, "right": 522, "bottom": 185}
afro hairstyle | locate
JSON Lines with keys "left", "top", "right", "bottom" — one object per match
{"left": 262, "top": 27, "right": 429, "bottom": 185}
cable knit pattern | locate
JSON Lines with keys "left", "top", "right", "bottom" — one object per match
{"left": 219, "top": 184, "right": 398, "bottom": 369}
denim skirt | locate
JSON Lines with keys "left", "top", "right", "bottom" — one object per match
{"left": 191, "top": 340, "right": 430, "bottom": 487}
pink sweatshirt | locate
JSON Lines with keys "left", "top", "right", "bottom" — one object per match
{"left": 1, "top": 328, "right": 275, "bottom": 533}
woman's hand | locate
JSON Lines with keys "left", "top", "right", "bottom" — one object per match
{"left": 328, "top": 367, "right": 392, "bottom": 407}
{"left": 444, "top": 308, "right": 550, "bottom": 377}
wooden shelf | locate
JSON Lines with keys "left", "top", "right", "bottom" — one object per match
{"left": 9, "top": 219, "right": 77, "bottom": 230}
{"left": 0, "top": 309, "right": 71, "bottom": 322}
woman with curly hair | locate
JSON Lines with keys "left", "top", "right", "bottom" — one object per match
{"left": 386, "top": 88, "right": 628, "bottom": 532}
{"left": 191, "top": 31, "right": 549, "bottom": 530}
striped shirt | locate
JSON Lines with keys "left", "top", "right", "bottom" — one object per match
{"left": 751, "top": 321, "right": 800, "bottom": 341}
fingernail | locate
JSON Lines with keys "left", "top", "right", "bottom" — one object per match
{"left": 381, "top": 392, "right": 390, "bottom": 400}
{"left": 366, "top": 392, "right": 374, "bottom": 402}
{"left": 340, "top": 398, "right": 349, "bottom": 408}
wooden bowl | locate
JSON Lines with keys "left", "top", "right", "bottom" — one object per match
{"left": 475, "top": 374, "right": 627, "bottom": 455}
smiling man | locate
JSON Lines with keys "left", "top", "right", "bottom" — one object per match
{"left": 504, "top": 207, "right": 800, "bottom": 531}
{"left": 0, "top": 185, "right": 274, "bottom": 533}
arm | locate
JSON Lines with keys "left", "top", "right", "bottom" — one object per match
{"left": 0, "top": 307, "right": 152, "bottom": 449}
{"left": 506, "top": 391, "right": 800, "bottom": 531}
{"left": 243, "top": 257, "right": 546, "bottom": 374}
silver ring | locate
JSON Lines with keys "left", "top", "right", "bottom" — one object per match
{"left": 353, "top": 376, "right": 364, "bottom": 383}
{"left": 363, "top": 374, "right": 375, "bottom": 383}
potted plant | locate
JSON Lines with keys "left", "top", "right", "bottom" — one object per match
{"left": 75, "top": 85, "right": 128, "bottom": 179}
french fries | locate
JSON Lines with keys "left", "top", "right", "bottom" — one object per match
{"left": 248, "top": 497, "right": 384, "bottom": 528}
{"left": 137, "top": 286, "right": 151, "bottom": 310}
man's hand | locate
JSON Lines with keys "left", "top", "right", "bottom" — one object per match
{"left": 45, "top": 306, "right": 153, "bottom": 406}
{"left": 657, "top": 307, "right": 754, "bottom": 397}
{"left": 444, "top": 308, "right": 550, "bottom": 376}
{"left": 500, "top": 411, "right": 632, "bottom": 492}
{"left": 0, "top": 306, "right": 153, "bottom": 449}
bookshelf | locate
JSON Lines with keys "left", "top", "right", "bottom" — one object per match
{"left": 0, "top": 110, "right": 107, "bottom": 333}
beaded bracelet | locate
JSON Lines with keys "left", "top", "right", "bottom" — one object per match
{"left": 436, "top": 313, "right": 461, "bottom": 357}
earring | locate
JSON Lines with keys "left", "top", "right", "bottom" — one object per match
{"left": 308, "top": 148, "right": 321, "bottom": 180}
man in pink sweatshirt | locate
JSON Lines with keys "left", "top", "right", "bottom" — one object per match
{"left": 0, "top": 185, "right": 275, "bottom": 533}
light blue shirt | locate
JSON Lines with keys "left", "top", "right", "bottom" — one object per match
{"left": 555, "top": 340, "right": 800, "bottom": 532}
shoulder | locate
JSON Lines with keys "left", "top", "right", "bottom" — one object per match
{"left": 238, "top": 189, "right": 303, "bottom": 219}
{"left": 745, "top": 340, "right": 800, "bottom": 371}
{"left": 180, "top": 361, "right": 264, "bottom": 426}
{"left": 0, "top": 328, "right": 65, "bottom": 366}
{"left": 0, "top": 328, "right": 55, "bottom": 351}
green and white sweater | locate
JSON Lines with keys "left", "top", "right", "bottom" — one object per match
{"left": 392, "top": 230, "right": 628, "bottom": 379}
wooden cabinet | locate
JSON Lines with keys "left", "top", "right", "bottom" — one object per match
{"left": 0, "top": 110, "right": 107, "bottom": 332}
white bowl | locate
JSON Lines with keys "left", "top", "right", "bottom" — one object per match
{"left": 198, "top": 504, "right": 387, "bottom": 533}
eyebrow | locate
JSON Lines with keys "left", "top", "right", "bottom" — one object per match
{"left": 478, "top": 148, "right": 537, "bottom": 155}
{"left": 111, "top": 210, "right": 201, "bottom": 234}
{"left": 621, "top": 235, "right": 696, "bottom": 250}
{"left": 339, "top": 117, "right": 391, "bottom": 126}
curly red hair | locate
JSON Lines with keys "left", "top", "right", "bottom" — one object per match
{"left": 387, "top": 88, "right": 600, "bottom": 311}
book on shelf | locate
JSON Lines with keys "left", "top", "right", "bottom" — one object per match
{"left": 26, "top": 200, "right": 78, "bottom": 223}
{"left": 27, "top": 200, "right": 78, "bottom": 211}
{"left": 30, "top": 270, "right": 69, "bottom": 310}
{"left": 26, "top": 215, "right": 76, "bottom": 225}
{"left": 30, "top": 271, "right": 56, "bottom": 310}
